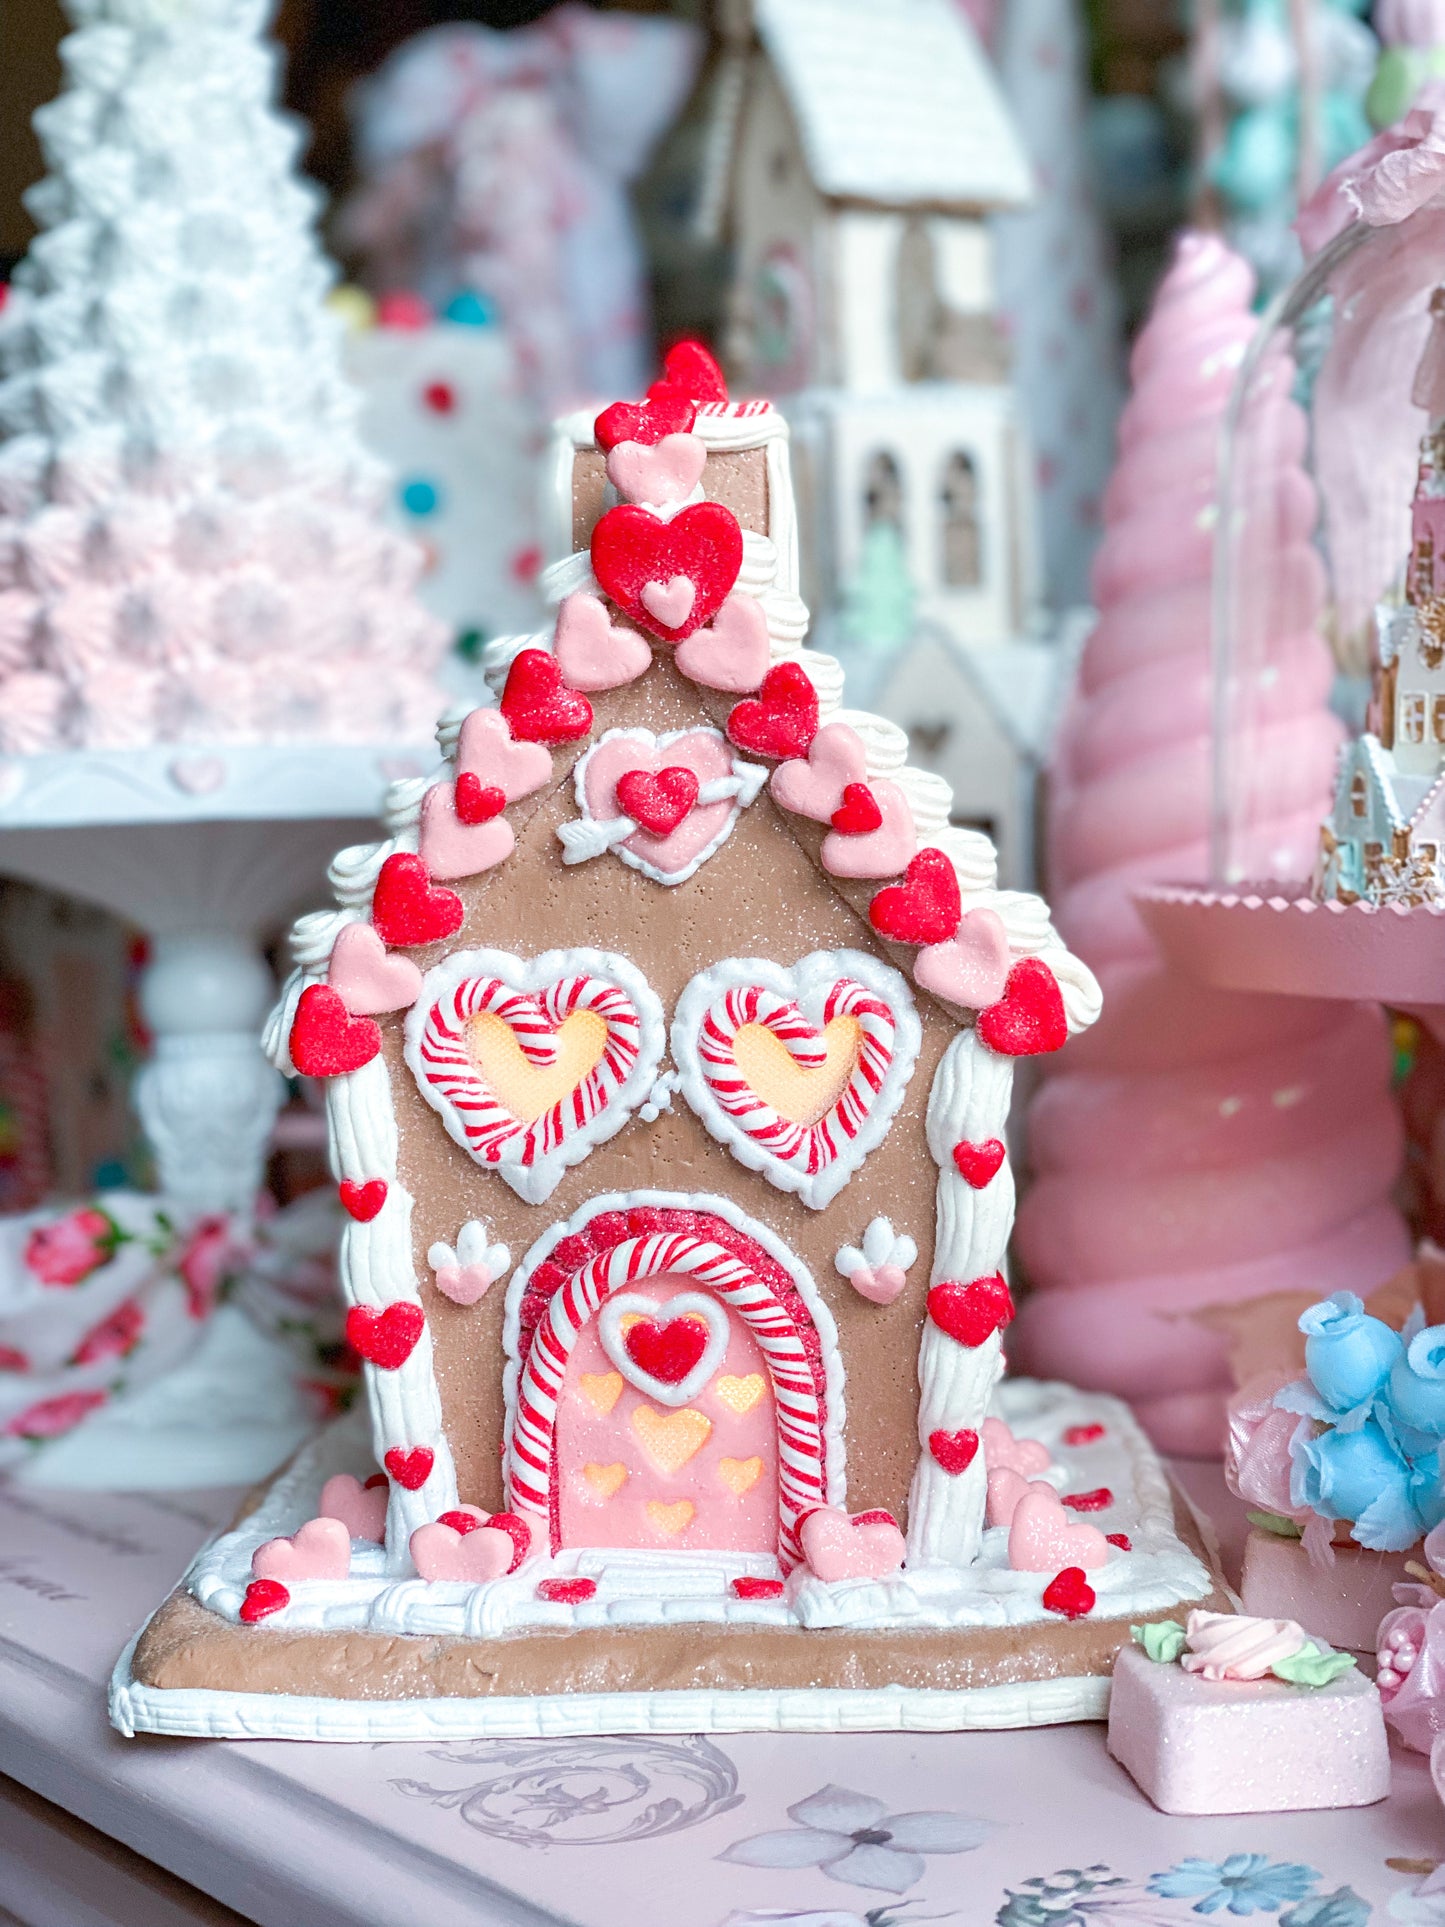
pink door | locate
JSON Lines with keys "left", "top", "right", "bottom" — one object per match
{"left": 555, "top": 1273, "right": 779, "bottom": 1554}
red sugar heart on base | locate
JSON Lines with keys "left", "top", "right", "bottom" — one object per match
{"left": 731, "top": 1576, "right": 785, "bottom": 1600}
{"left": 383, "top": 1446, "right": 434, "bottom": 1490}
{"left": 928, "top": 1428, "right": 981, "bottom": 1475}
{"left": 454, "top": 774, "right": 507, "bottom": 824}
{"left": 500, "top": 648, "right": 595, "bottom": 745}
{"left": 926, "top": 1275, "right": 1015, "bottom": 1349}
{"left": 831, "top": 783, "right": 883, "bottom": 834}
{"left": 345, "top": 1301, "right": 425, "bottom": 1370}
{"left": 240, "top": 1578, "right": 289, "bottom": 1623}
{"left": 616, "top": 765, "right": 700, "bottom": 836}
{"left": 977, "top": 958, "right": 1068, "bottom": 1058}
{"left": 623, "top": 1314, "right": 709, "bottom": 1385}
{"left": 487, "top": 1512, "right": 532, "bottom": 1573}
{"left": 952, "top": 1139, "right": 1006, "bottom": 1189}
{"left": 1042, "top": 1567, "right": 1096, "bottom": 1619}
{"left": 370, "top": 853, "right": 464, "bottom": 948}
{"left": 869, "top": 848, "right": 962, "bottom": 948}
{"left": 1063, "top": 1488, "right": 1113, "bottom": 1513}
{"left": 1064, "top": 1423, "right": 1106, "bottom": 1446}
{"left": 340, "top": 1179, "right": 387, "bottom": 1222}
{"left": 651, "top": 340, "right": 728, "bottom": 407}
{"left": 289, "top": 985, "right": 382, "bottom": 1078}
{"left": 725, "top": 662, "right": 819, "bottom": 759}
{"left": 538, "top": 1577, "right": 597, "bottom": 1604}
{"left": 591, "top": 503, "right": 743, "bottom": 643}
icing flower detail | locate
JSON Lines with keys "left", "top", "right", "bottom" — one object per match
{"left": 834, "top": 1219, "right": 917, "bottom": 1307}
{"left": 1296, "top": 1291, "right": 1402, "bottom": 1418}
{"left": 426, "top": 1222, "right": 511, "bottom": 1308}
{"left": 1177, "top": 1609, "right": 1308, "bottom": 1681}
{"left": 24, "top": 1206, "right": 121, "bottom": 1286}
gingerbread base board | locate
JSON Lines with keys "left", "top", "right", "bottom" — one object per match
{"left": 111, "top": 1383, "right": 1227, "bottom": 1741}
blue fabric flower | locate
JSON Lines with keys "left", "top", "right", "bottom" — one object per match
{"left": 1290, "top": 1417, "right": 1424, "bottom": 1546}
{"left": 1390, "top": 1323, "right": 1445, "bottom": 1439}
{"left": 1149, "top": 1855, "right": 1319, "bottom": 1916}
{"left": 1300, "top": 1292, "right": 1402, "bottom": 1414}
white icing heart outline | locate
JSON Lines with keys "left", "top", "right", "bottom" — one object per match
{"left": 671, "top": 949, "right": 922, "bottom": 1210}
{"left": 596, "top": 1289, "right": 730, "bottom": 1407}
{"left": 404, "top": 947, "right": 666, "bottom": 1204}
{"left": 562, "top": 726, "right": 766, "bottom": 886}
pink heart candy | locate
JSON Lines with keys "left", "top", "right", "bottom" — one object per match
{"left": 914, "top": 909, "right": 1011, "bottom": 1009}
{"left": 606, "top": 433, "right": 707, "bottom": 508}
{"left": 554, "top": 592, "right": 652, "bottom": 692}
{"left": 252, "top": 1514, "right": 353, "bottom": 1583}
{"left": 986, "top": 1468, "right": 1055, "bottom": 1529}
{"left": 820, "top": 777, "right": 918, "bottom": 880}
{"left": 1007, "top": 1486, "right": 1109, "bottom": 1573}
{"left": 800, "top": 1505, "right": 906, "bottom": 1582}
{"left": 456, "top": 706, "right": 553, "bottom": 802}
{"left": 327, "top": 921, "right": 423, "bottom": 1017}
{"left": 846, "top": 1262, "right": 908, "bottom": 1306}
{"left": 410, "top": 1519, "right": 515, "bottom": 1583}
{"left": 770, "top": 721, "right": 869, "bottom": 822}
{"left": 433, "top": 1262, "right": 495, "bottom": 1307}
{"left": 639, "top": 574, "right": 697, "bottom": 629}
{"left": 673, "top": 592, "right": 771, "bottom": 693}
{"left": 418, "top": 779, "right": 514, "bottom": 882}
{"left": 317, "top": 1472, "right": 388, "bottom": 1544}
{"left": 982, "top": 1416, "right": 1054, "bottom": 1478}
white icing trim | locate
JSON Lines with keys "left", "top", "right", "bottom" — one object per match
{"left": 402, "top": 947, "right": 667, "bottom": 1205}
{"left": 596, "top": 1288, "right": 732, "bottom": 1407}
{"left": 906, "top": 1032, "right": 1014, "bottom": 1569}
{"left": 671, "top": 949, "right": 922, "bottom": 1210}
{"left": 564, "top": 726, "right": 767, "bottom": 884}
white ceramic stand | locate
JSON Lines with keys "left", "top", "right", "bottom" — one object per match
{"left": 0, "top": 741, "right": 430, "bottom": 1216}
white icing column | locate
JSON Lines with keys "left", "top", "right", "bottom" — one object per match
{"left": 906, "top": 1030, "right": 1015, "bottom": 1569}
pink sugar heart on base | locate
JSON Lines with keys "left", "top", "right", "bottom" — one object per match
{"left": 553, "top": 593, "right": 652, "bottom": 692}
{"left": 605, "top": 433, "right": 707, "bottom": 508}
{"left": 327, "top": 921, "right": 423, "bottom": 1017}
{"left": 800, "top": 1505, "right": 906, "bottom": 1582}
{"left": 410, "top": 1518, "right": 516, "bottom": 1583}
{"left": 673, "top": 592, "right": 771, "bottom": 693}
{"left": 252, "top": 1515, "right": 353, "bottom": 1583}
{"left": 770, "top": 721, "right": 869, "bottom": 822}
{"left": 318, "top": 1473, "right": 388, "bottom": 1544}
{"left": 845, "top": 1262, "right": 908, "bottom": 1306}
{"left": 986, "top": 1468, "right": 1055, "bottom": 1529}
{"left": 981, "top": 1416, "right": 1053, "bottom": 1478}
{"left": 913, "top": 908, "right": 1011, "bottom": 1010}
{"left": 820, "top": 777, "right": 918, "bottom": 880}
{"left": 1007, "top": 1486, "right": 1110, "bottom": 1573}
{"left": 419, "top": 779, "right": 515, "bottom": 881}
{"left": 455, "top": 705, "right": 553, "bottom": 800}
{"left": 432, "top": 1263, "right": 495, "bottom": 1307}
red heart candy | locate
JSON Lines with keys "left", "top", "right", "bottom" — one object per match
{"left": 488, "top": 1511, "right": 533, "bottom": 1573}
{"left": 240, "top": 1578, "right": 290, "bottom": 1623}
{"left": 977, "top": 958, "right": 1068, "bottom": 1058}
{"left": 952, "top": 1139, "right": 1006, "bottom": 1189}
{"left": 595, "top": 391, "right": 697, "bottom": 451}
{"left": 616, "top": 765, "right": 700, "bottom": 836}
{"left": 370, "top": 853, "right": 464, "bottom": 948}
{"left": 1106, "top": 1533, "right": 1132, "bottom": 1551}
{"left": 340, "top": 1178, "right": 387, "bottom": 1222}
{"left": 454, "top": 773, "right": 507, "bottom": 824}
{"left": 439, "top": 1509, "right": 483, "bottom": 1534}
{"left": 927, "top": 1275, "right": 1015, "bottom": 1348}
{"left": 831, "top": 782, "right": 883, "bottom": 834}
{"left": 725, "top": 662, "right": 819, "bottom": 759}
{"left": 650, "top": 339, "right": 728, "bottom": 406}
{"left": 289, "top": 984, "right": 382, "bottom": 1078}
{"left": 500, "top": 648, "right": 594, "bottom": 745}
{"left": 384, "top": 1445, "right": 434, "bottom": 1490}
{"left": 591, "top": 503, "right": 743, "bottom": 643}
{"left": 928, "top": 1428, "right": 980, "bottom": 1475}
{"left": 731, "top": 1576, "right": 785, "bottom": 1599}
{"left": 1042, "top": 1567, "right": 1096, "bottom": 1620}
{"left": 1063, "top": 1488, "right": 1113, "bottom": 1513}
{"left": 623, "top": 1314, "right": 709, "bottom": 1385}
{"left": 869, "top": 848, "right": 962, "bottom": 948}
{"left": 538, "top": 1576, "right": 597, "bottom": 1603}
{"left": 345, "top": 1301, "right": 425, "bottom": 1370}
{"left": 1064, "top": 1423, "right": 1106, "bottom": 1447}
{"left": 364, "top": 1473, "right": 389, "bottom": 1489}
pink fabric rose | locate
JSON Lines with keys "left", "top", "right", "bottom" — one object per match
{"left": 24, "top": 1206, "right": 116, "bottom": 1287}
{"left": 4, "top": 1388, "right": 109, "bottom": 1438}
{"left": 1224, "top": 1370, "right": 1313, "bottom": 1524}
{"left": 70, "top": 1297, "right": 145, "bottom": 1366}
{"left": 177, "top": 1215, "right": 237, "bottom": 1320}
{"left": 1298, "top": 83, "right": 1445, "bottom": 253}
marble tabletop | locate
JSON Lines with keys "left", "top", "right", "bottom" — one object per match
{"left": 1, "top": 1471, "right": 1443, "bottom": 1927}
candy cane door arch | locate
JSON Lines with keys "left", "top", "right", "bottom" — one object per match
{"left": 509, "top": 1219, "right": 828, "bottom": 1562}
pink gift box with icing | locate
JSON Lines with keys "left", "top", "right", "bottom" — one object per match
{"left": 1107, "top": 1644, "right": 1390, "bottom": 1814}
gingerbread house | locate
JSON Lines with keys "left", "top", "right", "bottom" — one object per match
{"left": 114, "top": 345, "right": 1221, "bottom": 1742}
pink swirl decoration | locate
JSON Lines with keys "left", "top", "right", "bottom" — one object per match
{"left": 1013, "top": 234, "right": 1411, "bottom": 1456}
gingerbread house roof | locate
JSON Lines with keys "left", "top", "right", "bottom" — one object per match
{"left": 751, "top": 0, "right": 1032, "bottom": 213}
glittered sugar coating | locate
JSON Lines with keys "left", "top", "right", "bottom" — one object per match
{"left": 1106, "top": 1643, "right": 1390, "bottom": 1814}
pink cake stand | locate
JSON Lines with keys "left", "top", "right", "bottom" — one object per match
{"left": 1135, "top": 882, "right": 1445, "bottom": 1030}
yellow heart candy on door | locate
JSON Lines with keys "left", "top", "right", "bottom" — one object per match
{"left": 631, "top": 1404, "right": 711, "bottom": 1473}
{"left": 713, "top": 1373, "right": 765, "bottom": 1416}
{"left": 468, "top": 1008, "right": 607, "bottom": 1122}
{"left": 645, "top": 1499, "right": 696, "bottom": 1535}
{"left": 580, "top": 1371, "right": 624, "bottom": 1416}
{"left": 732, "top": 1016, "right": 861, "bottom": 1126}
{"left": 582, "top": 1462, "right": 628, "bottom": 1500}
{"left": 717, "top": 1456, "right": 763, "bottom": 1496}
